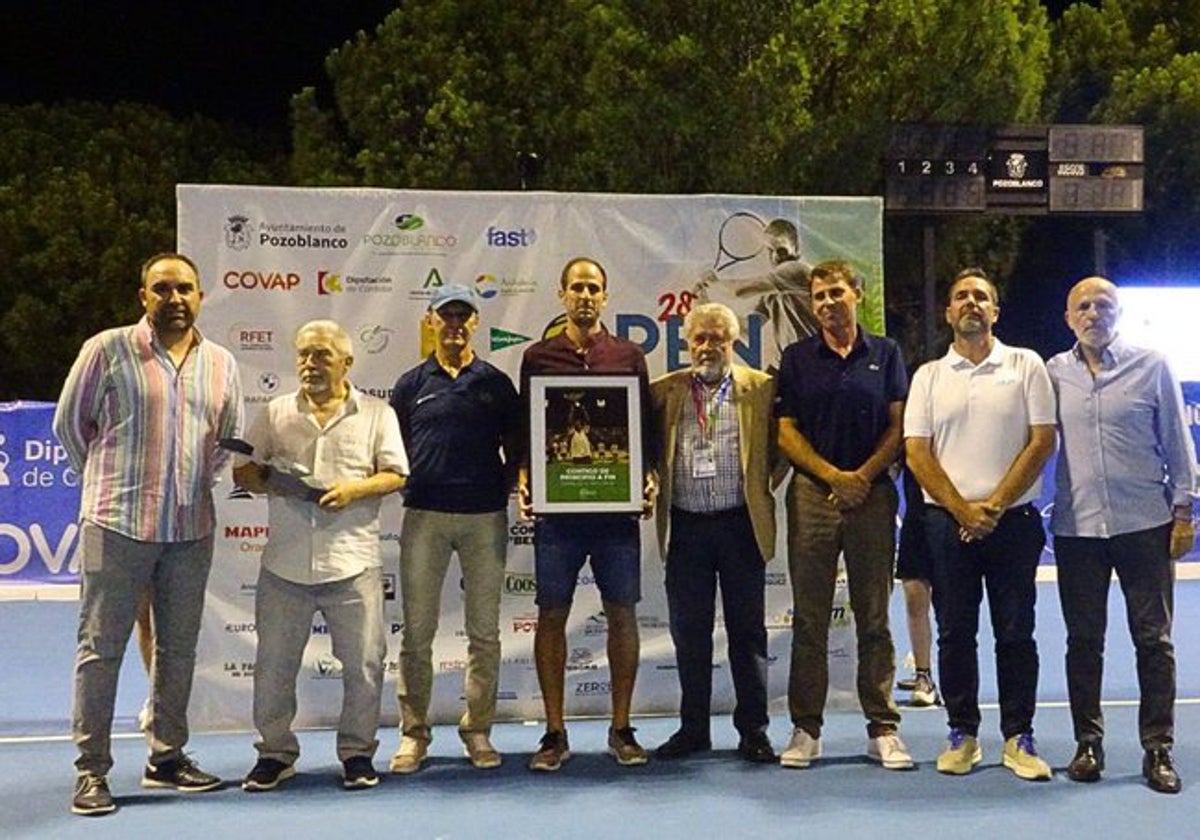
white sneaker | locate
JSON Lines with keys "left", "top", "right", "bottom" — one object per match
{"left": 779, "top": 727, "right": 821, "bottom": 769}
{"left": 461, "top": 732, "right": 502, "bottom": 769}
{"left": 389, "top": 736, "right": 428, "bottom": 774}
{"left": 868, "top": 733, "right": 915, "bottom": 770}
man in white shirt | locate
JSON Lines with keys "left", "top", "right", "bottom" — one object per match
{"left": 233, "top": 320, "right": 407, "bottom": 792}
{"left": 905, "top": 269, "right": 1056, "bottom": 781}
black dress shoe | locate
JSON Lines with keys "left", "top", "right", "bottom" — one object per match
{"left": 738, "top": 732, "right": 776, "bottom": 763}
{"left": 1143, "top": 748, "right": 1182, "bottom": 794}
{"left": 1066, "top": 742, "right": 1104, "bottom": 782}
{"left": 655, "top": 730, "right": 711, "bottom": 759}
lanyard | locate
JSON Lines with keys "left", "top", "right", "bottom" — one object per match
{"left": 689, "top": 375, "right": 732, "bottom": 441}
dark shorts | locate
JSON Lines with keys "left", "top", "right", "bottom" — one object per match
{"left": 896, "top": 468, "right": 931, "bottom": 582}
{"left": 534, "top": 514, "right": 641, "bottom": 608}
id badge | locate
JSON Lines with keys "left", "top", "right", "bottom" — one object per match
{"left": 692, "top": 441, "right": 717, "bottom": 478}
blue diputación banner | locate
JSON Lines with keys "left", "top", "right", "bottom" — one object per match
{"left": 0, "top": 401, "right": 82, "bottom": 588}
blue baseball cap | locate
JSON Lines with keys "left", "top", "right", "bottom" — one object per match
{"left": 428, "top": 283, "right": 478, "bottom": 312}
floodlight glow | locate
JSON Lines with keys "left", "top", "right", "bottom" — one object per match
{"left": 1116, "top": 287, "right": 1200, "bottom": 382}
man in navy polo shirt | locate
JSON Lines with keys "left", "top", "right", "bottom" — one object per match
{"left": 774, "top": 259, "right": 912, "bottom": 771}
{"left": 388, "top": 284, "right": 520, "bottom": 773}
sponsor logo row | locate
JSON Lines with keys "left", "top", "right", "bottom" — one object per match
{"left": 219, "top": 268, "right": 533, "bottom": 297}
{"left": 225, "top": 213, "right": 536, "bottom": 255}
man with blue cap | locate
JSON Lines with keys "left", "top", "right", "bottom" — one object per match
{"left": 388, "top": 284, "right": 521, "bottom": 773}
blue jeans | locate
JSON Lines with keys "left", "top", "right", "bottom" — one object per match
{"left": 925, "top": 504, "right": 1044, "bottom": 739}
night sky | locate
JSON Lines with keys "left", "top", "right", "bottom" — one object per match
{"left": 1, "top": 2, "right": 398, "bottom": 129}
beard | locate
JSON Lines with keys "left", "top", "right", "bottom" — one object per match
{"left": 692, "top": 357, "right": 729, "bottom": 383}
{"left": 152, "top": 306, "right": 194, "bottom": 334}
{"left": 954, "top": 313, "right": 987, "bottom": 336}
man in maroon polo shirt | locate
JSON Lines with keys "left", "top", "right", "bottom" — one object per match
{"left": 517, "top": 256, "right": 658, "bottom": 771}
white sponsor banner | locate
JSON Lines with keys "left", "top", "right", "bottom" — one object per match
{"left": 178, "top": 185, "right": 882, "bottom": 731}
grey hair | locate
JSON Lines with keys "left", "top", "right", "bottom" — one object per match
{"left": 683, "top": 302, "right": 740, "bottom": 342}
{"left": 295, "top": 319, "right": 353, "bottom": 357}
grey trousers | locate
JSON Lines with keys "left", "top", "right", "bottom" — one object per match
{"left": 398, "top": 509, "right": 507, "bottom": 741}
{"left": 73, "top": 521, "right": 214, "bottom": 776}
{"left": 253, "top": 566, "right": 387, "bottom": 764}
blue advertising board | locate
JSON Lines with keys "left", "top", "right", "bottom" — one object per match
{"left": 0, "top": 402, "right": 82, "bottom": 589}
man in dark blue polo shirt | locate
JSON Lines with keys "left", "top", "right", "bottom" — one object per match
{"left": 388, "top": 284, "right": 520, "bottom": 774}
{"left": 774, "top": 260, "right": 911, "bottom": 770}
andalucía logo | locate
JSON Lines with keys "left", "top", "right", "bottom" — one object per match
{"left": 317, "top": 271, "right": 343, "bottom": 295}
{"left": 474, "top": 274, "right": 500, "bottom": 299}
{"left": 490, "top": 327, "right": 531, "bottom": 352}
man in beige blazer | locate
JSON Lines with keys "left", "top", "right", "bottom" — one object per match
{"left": 651, "top": 302, "right": 779, "bottom": 762}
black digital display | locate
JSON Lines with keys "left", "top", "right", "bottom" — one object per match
{"left": 1049, "top": 177, "right": 1143, "bottom": 213}
{"left": 1049, "top": 125, "right": 1144, "bottom": 163}
{"left": 885, "top": 126, "right": 988, "bottom": 213}
{"left": 1046, "top": 125, "right": 1144, "bottom": 212}
{"left": 886, "top": 175, "right": 985, "bottom": 212}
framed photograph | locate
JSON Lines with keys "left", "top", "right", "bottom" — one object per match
{"left": 529, "top": 375, "right": 644, "bottom": 514}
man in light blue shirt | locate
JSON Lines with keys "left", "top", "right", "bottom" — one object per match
{"left": 1048, "top": 276, "right": 1197, "bottom": 794}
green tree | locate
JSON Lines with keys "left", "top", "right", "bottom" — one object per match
{"left": 300, "top": 0, "right": 1051, "bottom": 198}
{"left": 1046, "top": 0, "right": 1200, "bottom": 276}
{"left": 734, "top": 0, "right": 1050, "bottom": 194}
{"left": 295, "top": 1, "right": 1052, "bottom": 349}
{"left": 0, "top": 102, "right": 282, "bottom": 400}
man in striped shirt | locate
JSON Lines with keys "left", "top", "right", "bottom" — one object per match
{"left": 55, "top": 253, "right": 243, "bottom": 816}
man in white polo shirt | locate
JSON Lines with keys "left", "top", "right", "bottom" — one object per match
{"left": 905, "top": 268, "right": 1056, "bottom": 781}
{"left": 233, "top": 320, "right": 407, "bottom": 792}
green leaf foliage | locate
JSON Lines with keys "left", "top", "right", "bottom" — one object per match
{"left": 0, "top": 102, "right": 282, "bottom": 400}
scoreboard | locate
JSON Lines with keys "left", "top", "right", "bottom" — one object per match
{"left": 885, "top": 124, "right": 1144, "bottom": 215}
{"left": 885, "top": 125, "right": 987, "bottom": 212}
{"left": 1047, "top": 125, "right": 1144, "bottom": 212}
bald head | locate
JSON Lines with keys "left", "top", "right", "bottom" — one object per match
{"left": 1065, "top": 275, "right": 1121, "bottom": 354}
{"left": 1067, "top": 276, "right": 1119, "bottom": 308}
